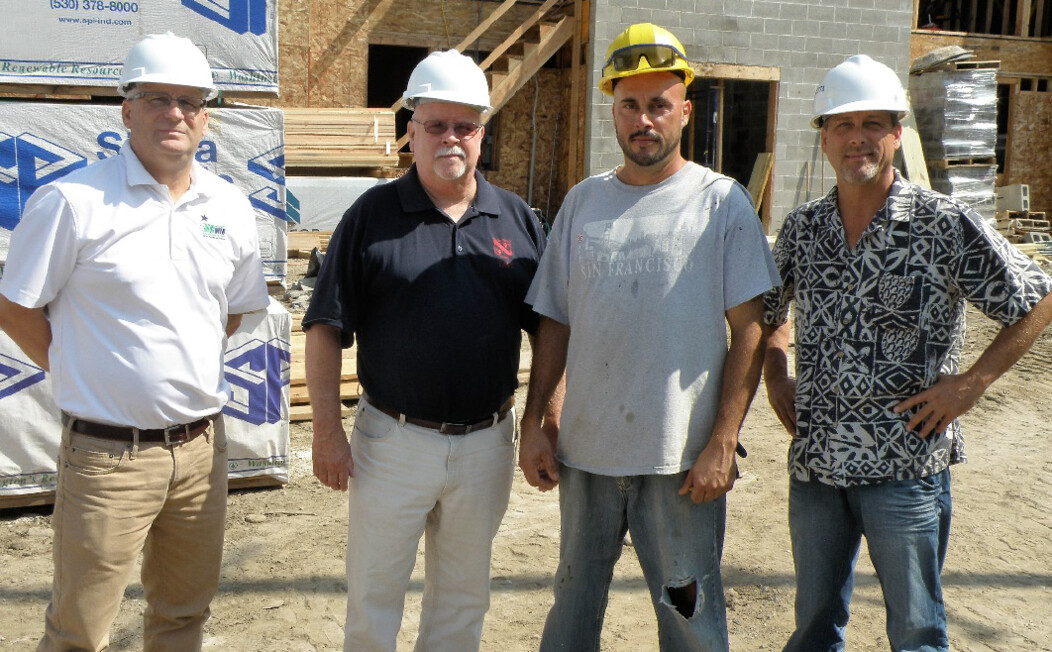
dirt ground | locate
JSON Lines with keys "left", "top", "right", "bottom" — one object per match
{"left": 2, "top": 303, "right": 1051, "bottom": 651}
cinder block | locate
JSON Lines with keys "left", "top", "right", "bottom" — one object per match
{"left": 996, "top": 185, "right": 1030, "bottom": 212}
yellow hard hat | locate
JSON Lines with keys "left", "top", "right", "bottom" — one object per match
{"left": 599, "top": 23, "right": 694, "bottom": 96}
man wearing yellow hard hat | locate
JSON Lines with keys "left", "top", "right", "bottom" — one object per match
{"left": 520, "top": 23, "right": 779, "bottom": 651}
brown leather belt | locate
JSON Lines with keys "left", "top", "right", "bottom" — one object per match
{"left": 363, "top": 394, "right": 514, "bottom": 435}
{"left": 61, "top": 412, "right": 214, "bottom": 446}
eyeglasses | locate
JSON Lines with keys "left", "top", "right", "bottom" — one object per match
{"left": 605, "top": 44, "right": 685, "bottom": 73}
{"left": 131, "top": 91, "right": 208, "bottom": 116}
{"left": 411, "top": 117, "right": 483, "bottom": 139}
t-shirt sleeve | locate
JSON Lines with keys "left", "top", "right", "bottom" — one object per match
{"left": 525, "top": 194, "right": 572, "bottom": 326}
{"left": 0, "top": 185, "right": 78, "bottom": 308}
{"left": 720, "top": 182, "right": 781, "bottom": 310}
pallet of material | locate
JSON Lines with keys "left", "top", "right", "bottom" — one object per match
{"left": 927, "top": 157, "right": 997, "bottom": 168}
{"left": 283, "top": 108, "right": 399, "bottom": 168}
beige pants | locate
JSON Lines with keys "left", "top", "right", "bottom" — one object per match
{"left": 37, "top": 418, "right": 228, "bottom": 652}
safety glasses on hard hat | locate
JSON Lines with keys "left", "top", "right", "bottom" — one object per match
{"left": 605, "top": 43, "right": 685, "bottom": 72}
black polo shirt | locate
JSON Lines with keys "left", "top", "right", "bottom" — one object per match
{"left": 303, "top": 165, "right": 546, "bottom": 423}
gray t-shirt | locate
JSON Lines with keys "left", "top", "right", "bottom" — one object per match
{"left": 528, "top": 162, "right": 780, "bottom": 475}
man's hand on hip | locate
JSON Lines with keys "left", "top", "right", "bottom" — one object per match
{"left": 894, "top": 372, "right": 983, "bottom": 439}
{"left": 312, "top": 424, "right": 354, "bottom": 491}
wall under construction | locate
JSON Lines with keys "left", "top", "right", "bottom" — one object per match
{"left": 258, "top": 0, "right": 578, "bottom": 214}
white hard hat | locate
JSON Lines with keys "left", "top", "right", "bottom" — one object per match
{"left": 118, "top": 32, "right": 217, "bottom": 100}
{"left": 811, "top": 54, "right": 908, "bottom": 129}
{"left": 401, "top": 49, "right": 492, "bottom": 113}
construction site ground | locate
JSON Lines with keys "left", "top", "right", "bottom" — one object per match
{"left": 2, "top": 263, "right": 1052, "bottom": 650}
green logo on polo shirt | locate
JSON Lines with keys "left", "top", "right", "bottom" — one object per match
{"left": 201, "top": 220, "right": 228, "bottom": 241}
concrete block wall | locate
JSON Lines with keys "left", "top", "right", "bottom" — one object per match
{"left": 587, "top": 0, "right": 914, "bottom": 232}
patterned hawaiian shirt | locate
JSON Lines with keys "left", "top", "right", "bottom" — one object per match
{"left": 764, "top": 171, "right": 1052, "bottom": 487}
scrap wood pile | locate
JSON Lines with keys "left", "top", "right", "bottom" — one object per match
{"left": 998, "top": 210, "right": 1052, "bottom": 263}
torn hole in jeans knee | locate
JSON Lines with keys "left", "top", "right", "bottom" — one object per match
{"left": 661, "top": 577, "right": 699, "bottom": 619}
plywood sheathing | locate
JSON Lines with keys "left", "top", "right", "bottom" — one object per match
{"left": 263, "top": 1, "right": 579, "bottom": 212}
{"left": 486, "top": 67, "right": 575, "bottom": 216}
{"left": 266, "top": 0, "right": 546, "bottom": 108}
{"left": 1008, "top": 90, "right": 1052, "bottom": 213}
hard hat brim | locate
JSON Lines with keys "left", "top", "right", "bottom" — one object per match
{"left": 811, "top": 102, "right": 909, "bottom": 129}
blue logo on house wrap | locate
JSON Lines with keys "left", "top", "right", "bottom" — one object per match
{"left": 182, "top": 0, "right": 268, "bottom": 35}
{"left": 247, "top": 145, "right": 289, "bottom": 221}
{"left": 0, "top": 132, "right": 87, "bottom": 231}
{"left": 223, "top": 337, "right": 290, "bottom": 425}
{"left": 0, "top": 353, "right": 46, "bottom": 400}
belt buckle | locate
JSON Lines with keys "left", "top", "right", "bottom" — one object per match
{"left": 163, "top": 424, "right": 189, "bottom": 446}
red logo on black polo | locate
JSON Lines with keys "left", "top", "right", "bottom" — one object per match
{"left": 493, "top": 238, "right": 513, "bottom": 262}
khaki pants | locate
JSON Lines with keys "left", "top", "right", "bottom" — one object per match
{"left": 37, "top": 418, "right": 228, "bottom": 652}
{"left": 343, "top": 398, "right": 516, "bottom": 652}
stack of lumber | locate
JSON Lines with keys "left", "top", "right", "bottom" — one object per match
{"left": 283, "top": 108, "right": 399, "bottom": 169}
{"left": 289, "top": 314, "right": 360, "bottom": 423}
{"left": 287, "top": 231, "right": 331, "bottom": 259}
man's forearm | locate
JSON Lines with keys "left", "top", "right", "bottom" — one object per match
{"left": 763, "top": 321, "right": 791, "bottom": 382}
{"left": 305, "top": 324, "right": 348, "bottom": 434}
{"left": 966, "top": 291, "right": 1052, "bottom": 392}
{"left": 523, "top": 317, "right": 570, "bottom": 428}
{"left": 709, "top": 299, "right": 766, "bottom": 450}
{"left": 0, "top": 295, "right": 52, "bottom": 371}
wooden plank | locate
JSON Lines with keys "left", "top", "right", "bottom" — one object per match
{"left": 489, "top": 16, "right": 574, "bottom": 114}
{"left": 0, "top": 491, "right": 56, "bottom": 510}
{"left": 567, "top": 0, "right": 583, "bottom": 186}
{"left": 746, "top": 152, "right": 775, "bottom": 209}
{"left": 693, "top": 62, "right": 781, "bottom": 82}
{"left": 289, "top": 402, "right": 354, "bottom": 423}
{"left": 900, "top": 124, "right": 931, "bottom": 189}
{"left": 290, "top": 379, "right": 361, "bottom": 405}
{"left": 229, "top": 475, "right": 285, "bottom": 491}
{"left": 1018, "top": 0, "right": 1034, "bottom": 36}
{"left": 479, "top": 0, "right": 562, "bottom": 72}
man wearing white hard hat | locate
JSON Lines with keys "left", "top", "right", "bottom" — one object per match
{"left": 304, "top": 49, "right": 552, "bottom": 651}
{"left": 0, "top": 33, "right": 268, "bottom": 651}
{"left": 763, "top": 54, "right": 1052, "bottom": 650}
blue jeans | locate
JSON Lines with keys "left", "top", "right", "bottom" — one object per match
{"left": 784, "top": 470, "right": 952, "bottom": 652}
{"left": 540, "top": 465, "right": 729, "bottom": 652}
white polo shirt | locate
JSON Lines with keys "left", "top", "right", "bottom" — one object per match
{"left": 0, "top": 145, "right": 270, "bottom": 428}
